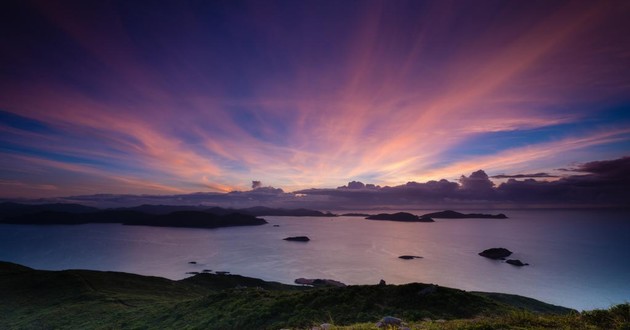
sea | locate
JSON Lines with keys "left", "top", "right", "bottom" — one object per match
{"left": 0, "top": 209, "right": 628, "bottom": 311}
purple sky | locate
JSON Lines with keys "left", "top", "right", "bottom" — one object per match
{"left": 1, "top": 1, "right": 630, "bottom": 206}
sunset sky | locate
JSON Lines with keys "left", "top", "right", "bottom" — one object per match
{"left": 2, "top": 0, "right": 630, "bottom": 201}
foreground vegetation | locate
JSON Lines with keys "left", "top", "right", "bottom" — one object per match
{"left": 0, "top": 261, "right": 627, "bottom": 329}
{"left": 332, "top": 304, "right": 629, "bottom": 329}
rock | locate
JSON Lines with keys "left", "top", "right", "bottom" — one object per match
{"left": 186, "top": 271, "right": 199, "bottom": 275}
{"left": 273, "top": 224, "right": 280, "bottom": 227}
{"left": 479, "top": 248, "right": 512, "bottom": 259}
{"left": 294, "top": 278, "right": 312, "bottom": 285}
{"left": 202, "top": 269, "right": 212, "bottom": 273}
{"left": 283, "top": 236, "right": 310, "bottom": 242}
{"left": 506, "top": 259, "right": 529, "bottom": 266}
{"left": 398, "top": 255, "right": 422, "bottom": 260}
{"left": 313, "top": 279, "right": 346, "bottom": 287}
{"left": 294, "top": 278, "right": 346, "bottom": 287}
{"left": 188, "top": 261, "right": 197, "bottom": 264}
{"left": 366, "top": 212, "right": 433, "bottom": 222}
{"left": 376, "top": 316, "right": 402, "bottom": 328}
{"left": 418, "top": 284, "right": 437, "bottom": 296}
{"left": 379, "top": 279, "right": 386, "bottom": 286}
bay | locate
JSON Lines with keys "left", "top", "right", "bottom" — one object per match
{"left": 0, "top": 209, "right": 628, "bottom": 311}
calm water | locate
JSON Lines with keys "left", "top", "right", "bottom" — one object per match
{"left": 1, "top": 209, "right": 628, "bottom": 310}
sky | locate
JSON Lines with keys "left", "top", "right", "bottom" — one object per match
{"left": 1, "top": 0, "right": 630, "bottom": 207}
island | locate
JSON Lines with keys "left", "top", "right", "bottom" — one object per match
{"left": 0, "top": 209, "right": 267, "bottom": 229}
{"left": 0, "top": 202, "right": 99, "bottom": 217}
{"left": 108, "top": 204, "right": 337, "bottom": 217}
{"left": 421, "top": 210, "right": 508, "bottom": 219}
{"left": 0, "top": 202, "right": 336, "bottom": 220}
{"left": 365, "top": 212, "right": 434, "bottom": 222}
{"left": 399, "top": 255, "right": 423, "bottom": 260}
{"left": 283, "top": 236, "right": 310, "bottom": 242}
{"left": 479, "top": 248, "right": 513, "bottom": 259}
{"left": 506, "top": 259, "right": 529, "bottom": 266}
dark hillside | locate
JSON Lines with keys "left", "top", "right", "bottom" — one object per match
{"left": 0, "top": 261, "right": 580, "bottom": 329}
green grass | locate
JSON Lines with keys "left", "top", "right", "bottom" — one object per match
{"left": 1, "top": 261, "right": 626, "bottom": 329}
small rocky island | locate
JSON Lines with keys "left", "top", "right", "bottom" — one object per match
{"left": 422, "top": 210, "right": 507, "bottom": 219}
{"left": 366, "top": 212, "right": 433, "bottom": 222}
{"left": 399, "top": 255, "right": 423, "bottom": 260}
{"left": 479, "top": 248, "right": 513, "bottom": 259}
{"left": 283, "top": 236, "right": 310, "bottom": 242}
{"left": 506, "top": 259, "right": 529, "bottom": 266}
{"left": 480, "top": 248, "right": 530, "bottom": 266}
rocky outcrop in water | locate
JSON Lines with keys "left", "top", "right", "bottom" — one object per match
{"left": 399, "top": 255, "right": 423, "bottom": 260}
{"left": 506, "top": 259, "right": 529, "bottom": 266}
{"left": 479, "top": 248, "right": 512, "bottom": 259}
{"left": 283, "top": 236, "right": 310, "bottom": 242}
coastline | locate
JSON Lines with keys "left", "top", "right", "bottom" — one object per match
{"left": 1, "top": 261, "right": 582, "bottom": 329}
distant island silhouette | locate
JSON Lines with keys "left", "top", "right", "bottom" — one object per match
{"left": 365, "top": 212, "right": 434, "bottom": 222}
{"left": 0, "top": 209, "right": 267, "bottom": 229}
{"left": 0, "top": 203, "right": 271, "bottom": 229}
{"left": 421, "top": 210, "right": 507, "bottom": 219}
{"left": 0, "top": 203, "right": 512, "bottom": 228}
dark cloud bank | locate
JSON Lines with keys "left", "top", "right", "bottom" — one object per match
{"left": 12, "top": 157, "right": 630, "bottom": 209}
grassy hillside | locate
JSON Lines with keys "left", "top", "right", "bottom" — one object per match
{"left": 1, "top": 261, "right": 626, "bottom": 329}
